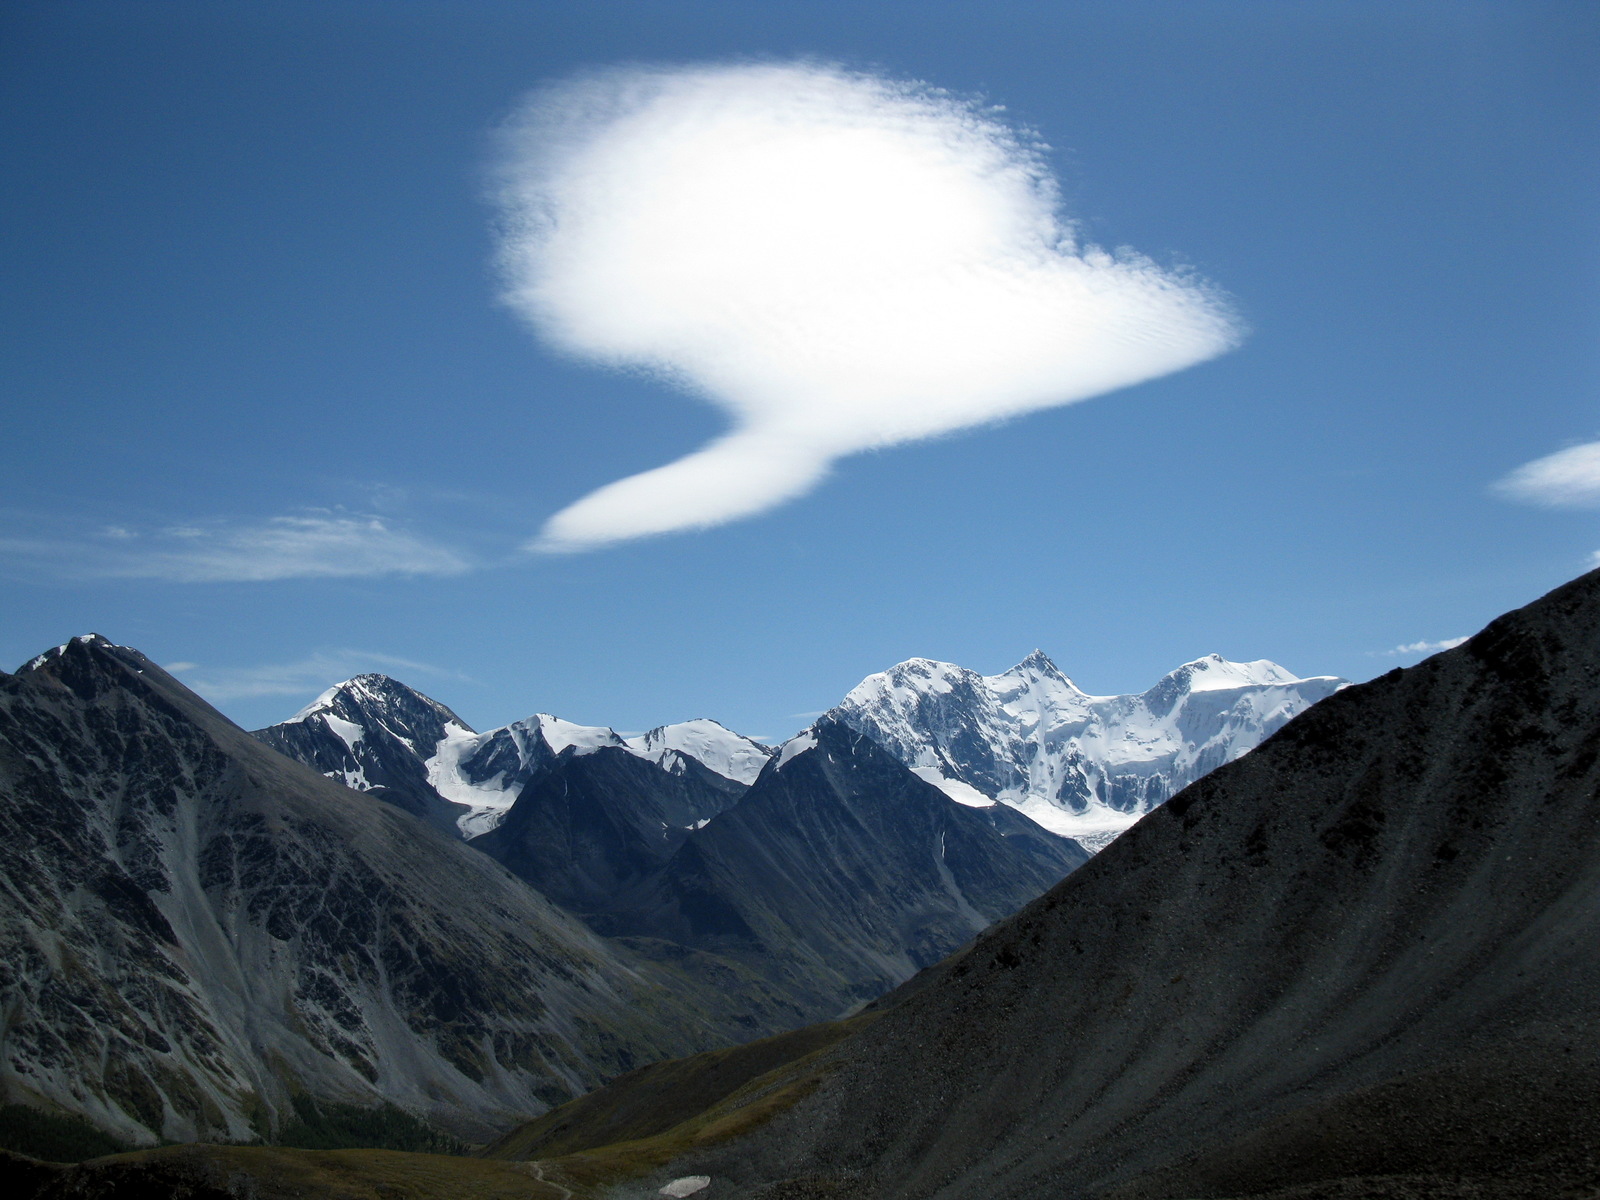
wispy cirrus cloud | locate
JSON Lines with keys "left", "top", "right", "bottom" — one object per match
{"left": 0, "top": 512, "right": 469, "bottom": 583}
{"left": 1492, "top": 441, "right": 1600, "bottom": 508}
{"left": 495, "top": 61, "right": 1242, "bottom": 552}
{"left": 172, "top": 649, "right": 471, "bottom": 704}
{"left": 1378, "top": 637, "right": 1468, "bottom": 658}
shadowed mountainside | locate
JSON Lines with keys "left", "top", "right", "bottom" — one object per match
{"left": 567, "top": 720, "right": 1090, "bottom": 1020}
{"left": 0, "top": 637, "right": 799, "bottom": 1147}
{"left": 485, "top": 569, "right": 1600, "bottom": 1199}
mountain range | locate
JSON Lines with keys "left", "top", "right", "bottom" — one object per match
{"left": 476, "top": 570, "right": 1600, "bottom": 1200}
{"left": 254, "top": 650, "right": 1342, "bottom": 854}
{"left": 0, "top": 638, "right": 799, "bottom": 1146}
{"left": 831, "top": 650, "right": 1345, "bottom": 850}
{"left": 248, "top": 652, "right": 1338, "bottom": 1018}
{"left": 0, "top": 635, "right": 1347, "bottom": 1167}
{"left": 260, "top": 676, "right": 1093, "bottom": 1025}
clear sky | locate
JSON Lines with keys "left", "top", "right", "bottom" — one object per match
{"left": 3, "top": 1, "right": 1597, "bottom": 740}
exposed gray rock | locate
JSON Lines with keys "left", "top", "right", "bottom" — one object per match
{"left": 469, "top": 743, "right": 746, "bottom": 918}
{"left": 0, "top": 637, "right": 797, "bottom": 1146}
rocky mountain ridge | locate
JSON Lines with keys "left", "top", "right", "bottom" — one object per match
{"left": 0, "top": 637, "right": 797, "bottom": 1147}
{"left": 256, "top": 678, "right": 769, "bottom": 840}
{"left": 255, "top": 650, "right": 1343, "bottom": 855}
{"left": 491, "top": 569, "right": 1600, "bottom": 1200}
{"left": 202, "top": 660, "right": 1095, "bottom": 1033}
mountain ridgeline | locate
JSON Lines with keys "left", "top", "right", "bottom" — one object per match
{"left": 252, "top": 653, "right": 1341, "bottom": 855}
{"left": 257, "top": 682, "right": 1091, "bottom": 1026}
{"left": 831, "top": 650, "right": 1345, "bottom": 849}
{"left": 562, "top": 719, "right": 1090, "bottom": 1015}
{"left": 246, "top": 652, "right": 1338, "bottom": 1019}
{"left": 1, "top": 630, "right": 1346, "bottom": 1172}
{"left": 485, "top": 569, "right": 1600, "bottom": 1200}
{"left": 0, "top": 637, "right": 800, "bottom": 1148}
{"left": 5, "top": 568, "right": 1595, "bottom": 1198}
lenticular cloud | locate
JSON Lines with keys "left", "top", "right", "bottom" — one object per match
{"left": 495, "top": 62, "right": 1243, "bottom": 551}
{"left": 1493, "top": 442, "right": 1600, "bottom": 509}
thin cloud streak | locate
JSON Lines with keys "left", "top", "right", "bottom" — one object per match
{"left": 177, "top": 650, "right": 471, "bottom": 705}
{"left": 1380, "top": 637, "right": 1468, "bottom": 657}
{"left": 495, "top": 61, "right": 1243, "bottom": 552}
{"left": 1493, "top": 441, "right": 1600, "bottom": 508}
{"left": 0, "top": 513, "right": 469, "bottom": 583}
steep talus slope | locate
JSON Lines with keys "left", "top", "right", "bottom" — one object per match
{"left": 601, "top": 720, "right": 1089, "bottom": 1020}
{"left": 541, "top": 570, "right": 1600, "bottom": 1198}
{"left": 0, "top": 637, "right": 794, "bottom": 1146}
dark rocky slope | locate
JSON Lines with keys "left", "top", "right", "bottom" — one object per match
{"left": 589, "top": 720, "right": 1089, "bottom": 1022}
{"left": 503, "top": 569, "right": 1600, "bottom": 1199}
{"left": 258, "top": 680, "right": 1086, "bottom": 1028}
{"left": 0, "top": 637, "right": 796, "bottom": 1147}
{"left": 249, "top": 669, "right": 1086, "bottom": 1033}
{"left": 471, "top": 744, "right": 746, "bottom": 918}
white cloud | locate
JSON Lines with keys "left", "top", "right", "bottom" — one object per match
{"left": 181, "top": 650, "right": 469, "bottom": 704}
{"left": 494, "top": 62, "right": 1243, "bottom": 551}
{"left": 1493, "top": 441, "right": 1600, "bottom": 508}
{"left": 1, "top": 513, "right": 469, "bottom": 583}
{"left": 1381, "top": 637, "right": 1468, "bottom": 657}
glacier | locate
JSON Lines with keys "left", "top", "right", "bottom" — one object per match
{"left": 826, "top": 650, "right": 1346, "bottom": 851}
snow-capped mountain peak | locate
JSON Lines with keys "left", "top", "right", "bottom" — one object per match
{"left": 253, "top": 674, "right": 478, "bottom": 830}
{"left": 773, "top": 729, "right": 818, "bottom": 770}
{"left": 19, "top": 632, "right": 120, "bottom": 673}
{"left": 282, "top": 673, "right": 472, "bottom": 739}
{"left": 830, "top": 651, "right": 1347, "bottom": 851}
{"left": 1004, "top": 648, "right": 1075, "bottom": 685}
{"left": 520, "top": 712, "right": 626, "bottom": 756}
{"left": 256, "top": 647, "right": 1344, "bottom": 856}
{"left": 287, "top": 685, "right": 344, "bottom": 724}
{"left": 625, "top": 718, "right": 775, "bottom": 785}
{"left": 422, "top": 713, "right": 623, "bottom": 838}
{"left": 840, "top": 657, "right": 973, "bottom": 705}
{"left": 1154, "top": 654, "right": 1305, "bottom": 694}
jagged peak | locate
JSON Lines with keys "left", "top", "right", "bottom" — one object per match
{"left": 19, "top": 633, "right": 123, "bottom": 673}
{"left": 1013, "top": 648, "right": 1057, "bottom": 672}
{"left": 994, "top": 648, "right": 1082, "bottom": 689}
{"left": 281, "top": 673, "right": 473, "bottom": 732}
{"left": 1153, "top": 654, "right": 1307, "bottom": 694}
{"left": 505, "top": 712, "right": 626, "bottom": 756}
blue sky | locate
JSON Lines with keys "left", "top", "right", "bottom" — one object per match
{"left": 3, "top": 1, "right": 1597, "bottom": 740}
